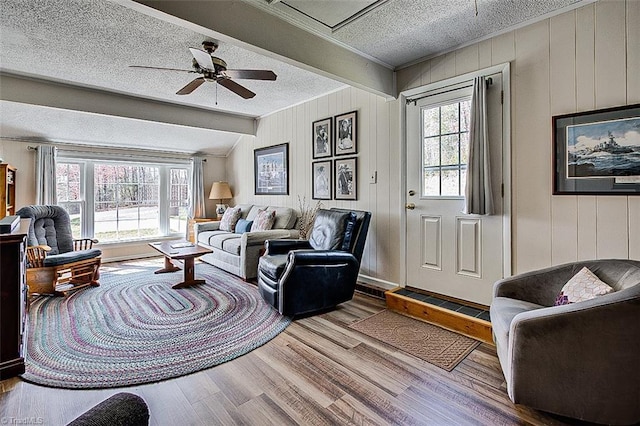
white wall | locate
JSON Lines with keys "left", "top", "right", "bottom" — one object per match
{"left": 227, "top": 0, "right": 640, "bottom": 289}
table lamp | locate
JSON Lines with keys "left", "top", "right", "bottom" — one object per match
{"left": 209, "top": 181, "right": 233, "bottom": 219}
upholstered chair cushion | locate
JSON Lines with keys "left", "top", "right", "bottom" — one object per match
{"left": 16, "top": 205, "right": 74, "bottom": 254}
{"left": 308, "top": 209, "right": 351, "bottom": 250}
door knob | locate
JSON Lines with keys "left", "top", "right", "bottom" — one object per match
{"left": 405, "top": 203, "right": 416, "bottom": 210}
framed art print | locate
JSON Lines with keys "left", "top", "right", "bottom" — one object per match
{"left": 334, "top": 157, "right": 357, "bottom": 200}
{"left": 553, "top": 103, "right": 639, "bottom": 195}
{"left": 312, "top": 160, "right": 332, "bottom": 200}
{"left": 334, "top": 111, "right": 357, "bottom": 156}
{"left": 254, "top": 143, "right": 289, "bottom": 195}
{"left": 312, "top": 117, "right": 332, "bottom": 159}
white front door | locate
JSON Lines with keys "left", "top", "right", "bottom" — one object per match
{"left": 405, "top": 73, "right": 507, "bottom": 306}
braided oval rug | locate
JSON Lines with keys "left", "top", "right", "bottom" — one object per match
{"left": 23, "top": 261, "right": 291, "bottom": 389}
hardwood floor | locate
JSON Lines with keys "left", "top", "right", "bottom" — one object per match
{"left": 1, "top": 261, "right": 595, "bottom": 425}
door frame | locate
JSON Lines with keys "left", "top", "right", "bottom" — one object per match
{"left": 398, "top": 62, "right": 512, "bottom": 286}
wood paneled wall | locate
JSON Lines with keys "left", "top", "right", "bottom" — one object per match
{"left": 229, "top": 0, "right": 639, "bottom": 289}
{"left": 394, "top": 0, "right": 639, "bottom": 274}
{"left": 227, "top": 90, "right": 403, "bottom": 286}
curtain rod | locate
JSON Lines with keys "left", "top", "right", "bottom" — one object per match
{"left": 406, "top": 77, "right": 493, "bottom": 106}
{"left": 25, "top": 144, "right": 205, "bottom": 161}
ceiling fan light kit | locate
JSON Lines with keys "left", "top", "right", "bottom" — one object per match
{"left": 131, "top": 41, "right": 277, "bottom": 100}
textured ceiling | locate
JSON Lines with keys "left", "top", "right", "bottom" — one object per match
{"left": 0, "top": 101, "right": 242, "bottom": 156}
{"left": 252, "top": 0, "right": 589, "bottom": 67}
{"left": 0, "top": 0, "right": 345, "bottom": 117}
{"left": 0, "top": 0, "right": 591, "bottom": 154}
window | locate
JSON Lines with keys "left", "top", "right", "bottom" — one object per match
{"left": 56, "top": 162, "right": 83, "bottom": 238}
{"left": 169, "top": 168, "right": 189, "bottom": 235}
{"left": 422, "top": 98, "right": 471, "bottom": 196}
{"left": 56, "top": 158, "right": 190, "bottom": 243}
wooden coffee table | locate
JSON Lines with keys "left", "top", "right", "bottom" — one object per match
{"left": 148, "top": 240, "right": 213, "bottom": 289}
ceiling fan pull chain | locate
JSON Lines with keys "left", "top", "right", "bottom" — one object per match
{"left": 216, "top": 81, "right": 218, "bottom": 105}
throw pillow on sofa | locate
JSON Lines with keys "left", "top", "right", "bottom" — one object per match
{"left": 219, "top": 207, "right": 242, "bottom": 232}
{"left": 251, "top": 210, "right": 276, "bottom": 231}
{"left": 235, "top": 219, "right": 253, "bottom": 234}
{"left": 554, "top": 266, "right": 614, "bottom": 305}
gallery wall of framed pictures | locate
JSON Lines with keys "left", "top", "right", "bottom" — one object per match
{"left": 312, "top": 111, "right": 358, "bottom": 200}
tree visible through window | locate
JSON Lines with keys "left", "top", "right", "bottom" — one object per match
{"left": 169, "top": 168, "right": 189, "bottom": 234}
{"left": 56, "top": 160, "right": 189, "bottom": 243}
{"left": 94, "top": 164, "right": 160, "bottom": 241}
{"left": 56, "top": 162, "right": 82, "bottom": 238}
{"left": 422, "top": 99, "right": 471, "bottom": 196}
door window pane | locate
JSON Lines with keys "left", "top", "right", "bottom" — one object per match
{"left": 420, "top": 98, "right": 471, "bottom": 196}
{"left": 423, "top": 136, "right": 440, "bottom": 167}
{"left": 440, "top": 103, "right": 460, "bottom": 134}
{"left": 423, "top": 169, "right": 440, "bottom": 196}
{"left": 423, "top": 108, "right": 440, "bottom": 137}
{"left": 441, "top": 135, "right": 460, "bottom": 166}
{"left": 441, "top": 168, "right": 460, "bottom": 196}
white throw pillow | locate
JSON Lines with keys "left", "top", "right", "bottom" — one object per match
{"left": 554, "top": 267, "right": 614, "bottom": 305}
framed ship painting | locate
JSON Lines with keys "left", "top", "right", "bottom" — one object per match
{"left": 553, "top": 103, "right": 640, "bottom": 195}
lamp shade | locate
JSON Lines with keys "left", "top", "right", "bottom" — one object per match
{"left": 209, "top": 181, "right": 233, "bottom": 200}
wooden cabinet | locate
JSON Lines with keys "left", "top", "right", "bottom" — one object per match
{"left": 1, "top": 163, "right": 17, "bottom": 218}
{"left": 0, "top": 218, "right": 30, "bottom": 380}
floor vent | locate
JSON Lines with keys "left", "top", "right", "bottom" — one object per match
{"left": 355, "top": 283, "right": 387, "bottom": 299}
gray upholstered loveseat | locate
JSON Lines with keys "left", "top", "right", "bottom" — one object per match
{"left": 490, "top": 259, "right": 640, "bottom": 425}
{"left": 195, "top": 204, "right": 299, "bottom": 280}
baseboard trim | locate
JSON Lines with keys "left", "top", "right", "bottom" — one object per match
{"left": 357, "top": 274, "right": 399, "bottom": 290}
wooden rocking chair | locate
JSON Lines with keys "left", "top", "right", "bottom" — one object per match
{"left": 17, "top": 205, "right": 102, "bottom": 297}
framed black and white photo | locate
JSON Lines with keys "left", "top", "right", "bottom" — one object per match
{"left": 334, "top": 157, "right": 357, "bottom": 200}
{"left": 553, "top": 103, "right": 640, "bottom": 195}
{"left": 312, "top": 118, "right": 332, "bottom": 159}
{"left": 254, "top": 143, "right": 289, "bottom": 195}
{"left": 312, "top": 160, "right": 332, "bottom": 200}
{"left": 334, "top": 111, "right": 357, "bottom": 156}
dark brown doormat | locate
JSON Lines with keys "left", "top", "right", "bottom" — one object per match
{"left": 349, "top": 310, "right": 480, "bottom": 371}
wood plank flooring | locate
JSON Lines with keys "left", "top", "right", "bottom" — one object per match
{"left": 1, "top": 261, "right": 595, "bottom": 425}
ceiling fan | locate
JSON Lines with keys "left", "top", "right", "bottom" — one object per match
{"left": 130, "top": 41, "right": 277, "bottom": 99}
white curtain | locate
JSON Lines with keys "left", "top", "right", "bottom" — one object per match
{"left": 189, "top": 156, "right": 206, "bottom": 219}
{"left": 464, "top": 76, "right": 493, "bottom": 215}
{"left": 36, "top": 145, "right": 57, "bottom": 205}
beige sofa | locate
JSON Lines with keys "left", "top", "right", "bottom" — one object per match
{"left": 195, "top": 204, "right": 299, "bottom": 280}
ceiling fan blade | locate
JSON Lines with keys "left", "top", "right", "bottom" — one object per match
{"left": 217, "top": 78, "right": 256, "bottom": 99}
{"left": 189, "top": 47, "right": 215, "bottom": 71}
{"left": 176, "top": 77, "right": 205, "bottom": 95}
{"left": 129, "top": 65, "right": 193, "bottom": 73}
{"left": 223, "top": 69, "right": 277, "bottom": 81}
